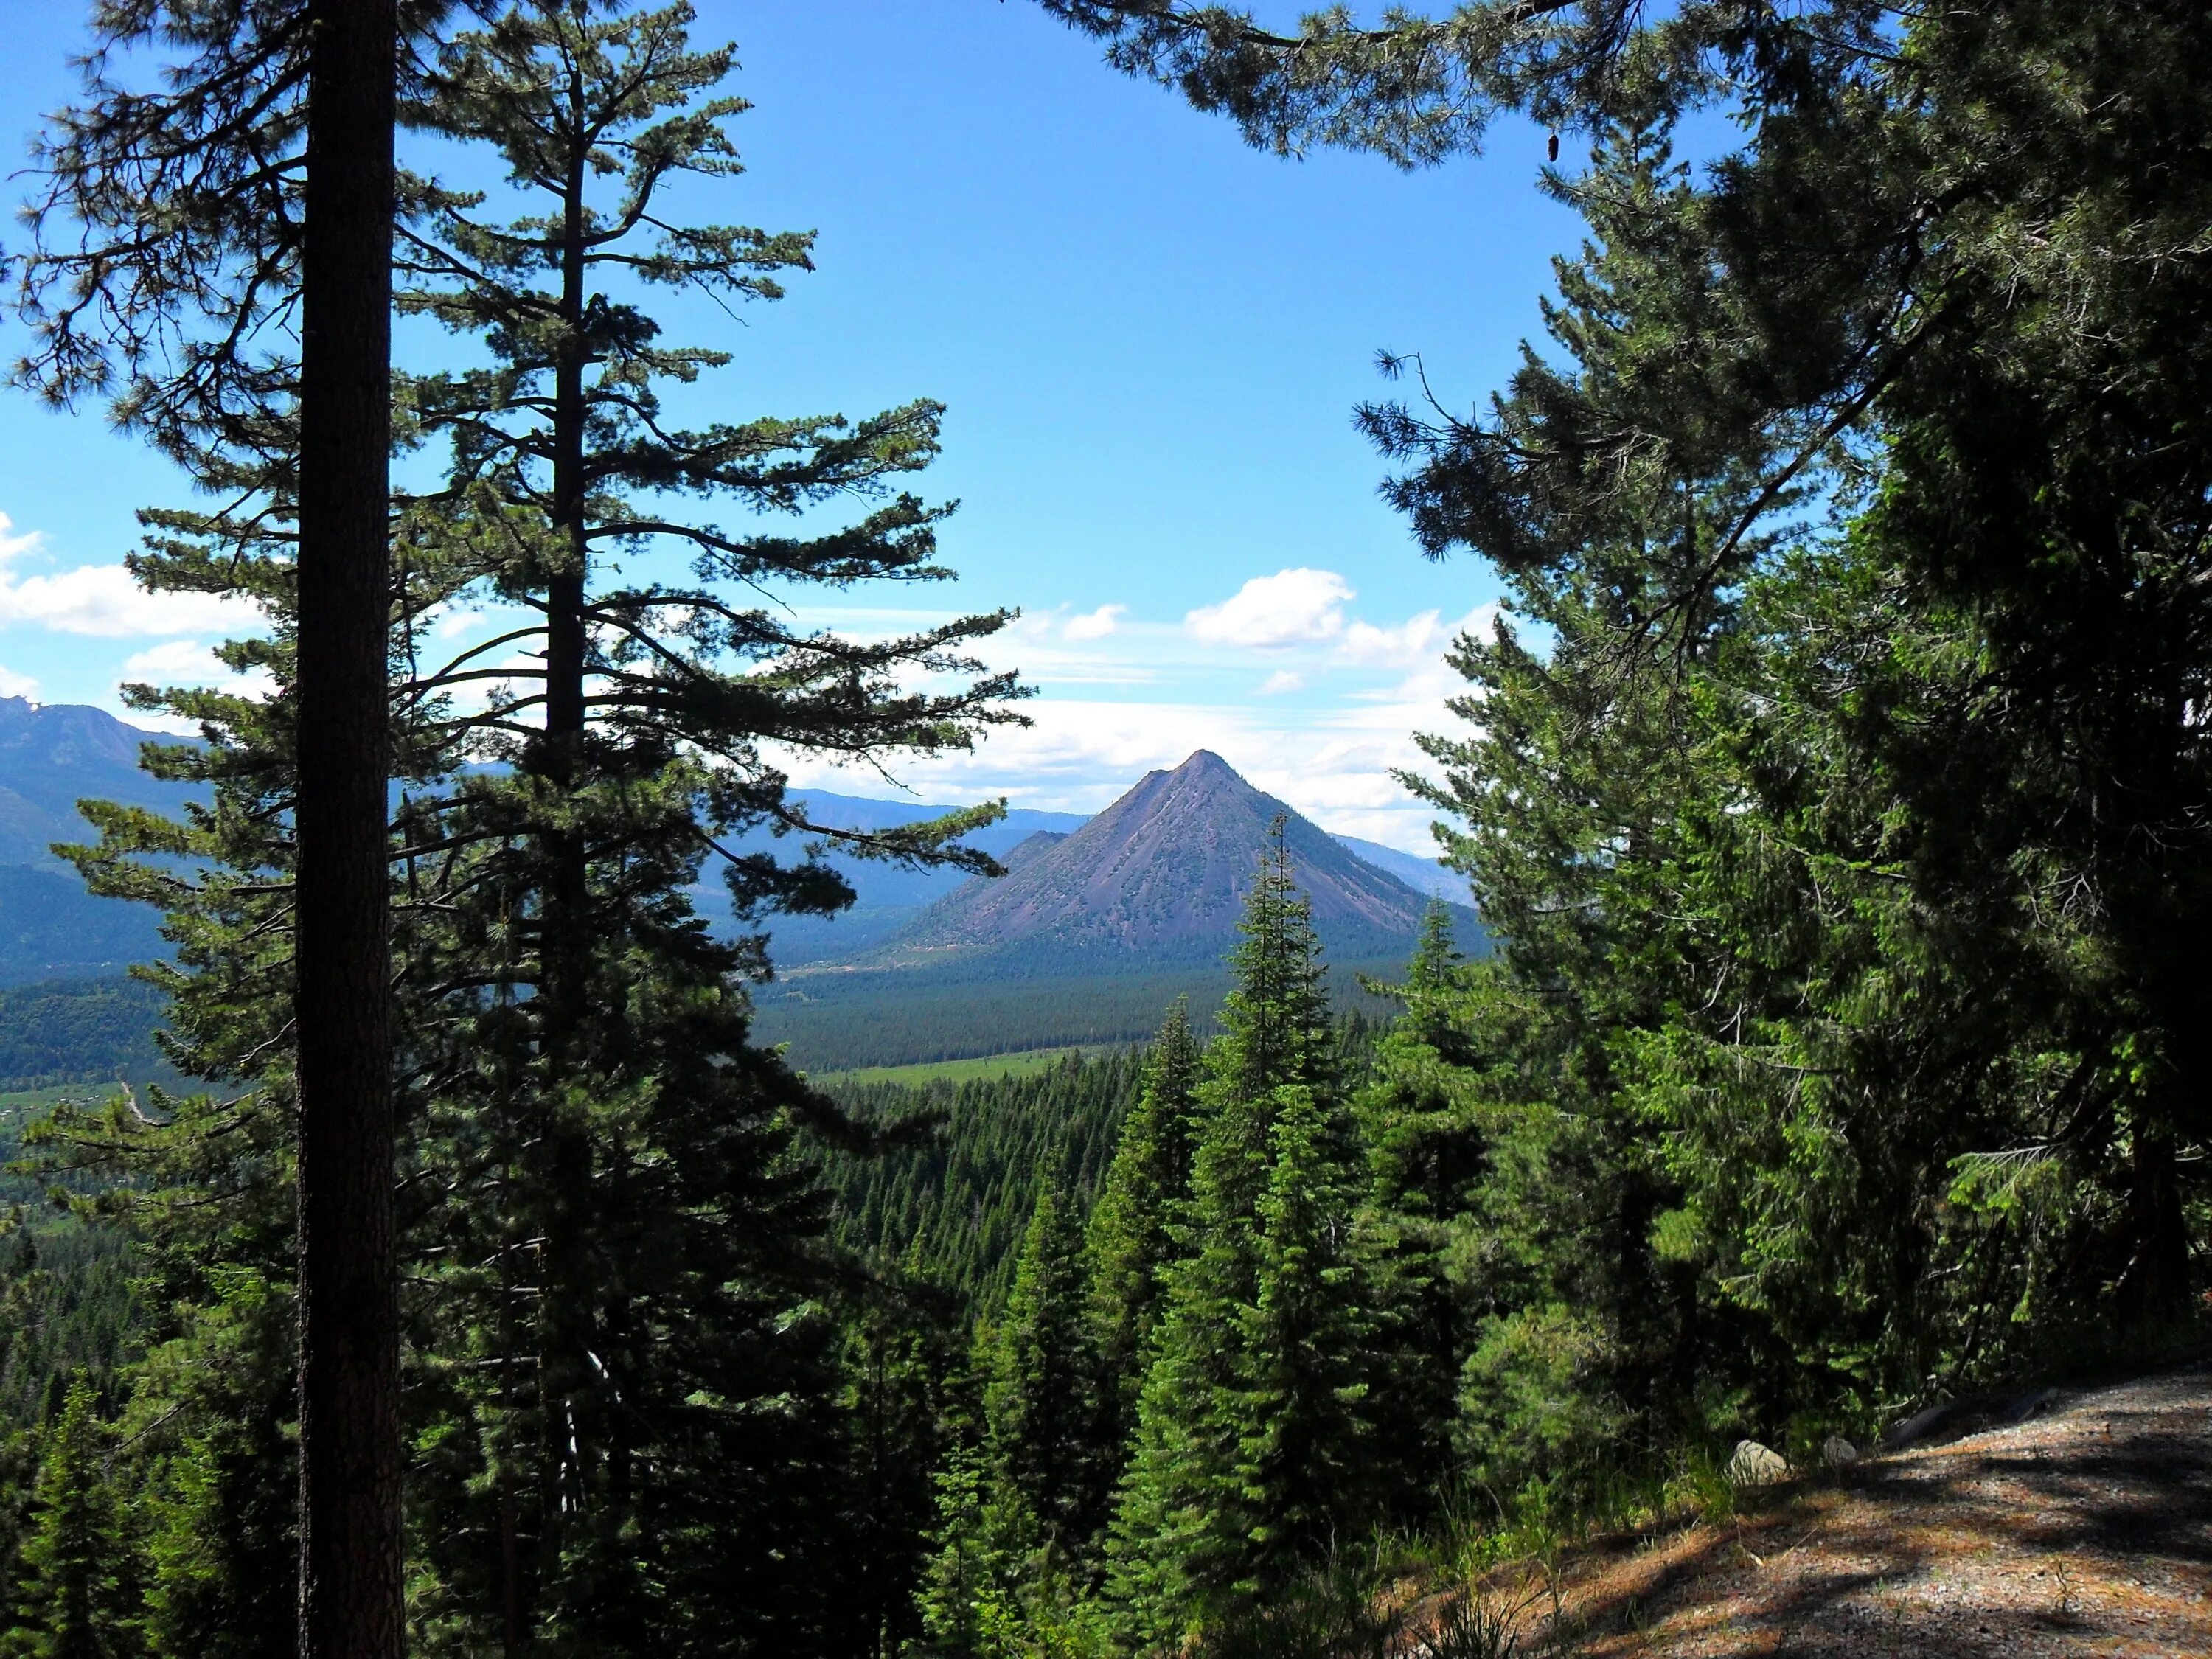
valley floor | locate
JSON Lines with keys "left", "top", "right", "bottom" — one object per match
{"left": 1490, "top": 1363, "right": 2210, "bottom": 1658}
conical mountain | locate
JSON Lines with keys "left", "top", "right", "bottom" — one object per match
{"left": 860, "top": 751, "right": 1463, "bottom": 974}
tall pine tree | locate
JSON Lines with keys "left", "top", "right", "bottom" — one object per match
{"left": 1105, "top": 828, "right": 1379, "bottom": 1647}
{"left": 23, "top": 4, "right": 1023, "bottom": 1653}
{"left": 1085, "top": 1001, "right": 1202, "bottom": 1443}
{"left": 9, "top": 1380, "right": 136, "bottom": 1659}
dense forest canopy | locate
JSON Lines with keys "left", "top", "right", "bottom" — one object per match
{"left": 0, "top": 1, "right": 2202, "bottom": 1656}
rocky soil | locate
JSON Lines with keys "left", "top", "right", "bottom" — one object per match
{"left": 1512, "top": 1362, "right": 2211, "bottom": 1657}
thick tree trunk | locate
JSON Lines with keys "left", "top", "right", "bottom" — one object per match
{"left": 294, "top": 3, "right": 402, "bottom": 1658}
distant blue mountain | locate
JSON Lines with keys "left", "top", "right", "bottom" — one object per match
{"left": 0, "top": 698, "right": 193, "bottom": 984}
{"left": 1328, "top": 832, "right": 1470, "bottom": 905}
{"left": 727, "top": 787, "right": 1091, "bottom": 964}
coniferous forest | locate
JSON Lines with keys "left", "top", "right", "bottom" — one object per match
{"left": 0, "top": 1, "right": 2208, "bottom": 1656}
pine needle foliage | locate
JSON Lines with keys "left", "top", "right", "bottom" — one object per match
{"left": 10, "top": 4, "right": 1024, "bottom": 1653}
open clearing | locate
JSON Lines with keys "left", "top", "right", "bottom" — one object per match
{"left": 1507, "top": 1362, "right": 2210, "bottom": 1657}
{"left": 805, "top": 1045, "right": 1113, "bottom": 1088}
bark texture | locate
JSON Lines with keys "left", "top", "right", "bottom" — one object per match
{"left": 294, "top": 2, "right": 402, "bottom": 1656}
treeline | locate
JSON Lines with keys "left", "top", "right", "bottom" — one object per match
{"left": 762, "top": 973, "right": 1235, "bottom": 1073}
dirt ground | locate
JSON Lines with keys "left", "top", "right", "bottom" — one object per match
{"left": 1515, "top": 1362, "right": 2212, "bottom": 1658}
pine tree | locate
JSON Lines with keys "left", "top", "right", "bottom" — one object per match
{"left": 1234, "top": 1088, "right": 1376, "bottom": 1579}
{"left": 10, "top": 1380, "right": 137, "bottom": 1659}
{"left": 922, "top": 1186, "right": 1109, "bottom": 1653}
{"left": 981, "top": 1189, "right": 1103, "bottom": 1554}
{"left": 838, "top": 1255, "right": 964, "bottom": 1659}
{"left": 1333, "top": 0, "right": 2212, "bottom": 1458}
{"left": 292, "top": 6, "right": 407, "bottom": 1652}
{"left": 15, "top": 7, "right": 425, "bottom": 1651}
{"left": 22, "top": 4, "right": 1022, "bottom": 1653}
{"left": 1104, "top": 829, "right": 1378, "bottom": 1646}
{"left": 381, "top": 9, "right": 1021, "bottom": 1646}
{"left": 1354, "top": 905, "right": 1483, "bottom": 1509}
{"left": 1085, "top": 1001, "right": 1202, "bottom": 1438}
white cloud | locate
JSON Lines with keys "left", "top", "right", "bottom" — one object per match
{"left": 0, "top": 519, "right": 40, "bottom": 563}
{"left": 1185, "top": 568, "right": 1353, "bottom": 650}
{"left": 433, "top": 606, "right": 490, "bottom": 640}
{"left": 119, "top": 640, "right": 276, "bottom": 713}
{"left": 1341, "top": 609, "right": 1444, "bottom": 665}
{"left": 762, "top": 590, "right": 1500, "bottom": 857}
{"left": 1063, "top": 603, "right": 1127, "bottom": 642}
{"left": 0, "top": 513, "right": 259, "bottom": 638}
{"left": 1340, "top": 602, "right": 1500, "bottom": 667}
{"left": 122, "top": 640, "right": 225, "bottom": 681}
{"left": 0, "top": 663, "right": 37, "bottom": 699}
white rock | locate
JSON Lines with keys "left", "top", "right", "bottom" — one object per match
{"left": 1728, "top": 1439, "right": 1790, "bottom": 1486}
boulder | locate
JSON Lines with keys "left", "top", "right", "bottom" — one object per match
{"left": 1823, "top": 1434, "right": 1861, "bottom": 1469}
{"left": 1727, "top": 1439, "right": 1790, "bottom": 1486}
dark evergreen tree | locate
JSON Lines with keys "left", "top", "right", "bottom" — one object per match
{"left": 1084, "top": 1002, "right": 1202, "bottom": 1436}
{"left": 837, "top": 1257, "right": 964, "bottom": 1659}
{"left": 9, "top": 1380, "right": 137, "bottom": 1659}
{"left": 388, "top": 6, "right": 1023, "bottom": 1647}
{"left": 1051, "top": 0, "right": 2212, "bottom": 1467}
{"left": 1352, "top": 903, "right": 1479, "bottom": 1518}
{"left": 921, "top": 1187, "right": 1109, "bottom": 1655}
{"left": 292, "top": 6, "right": 407, "bottom": 1651}
{"left": 1105, "top": 830, "right": 1379, "bottom": 1647}
{"left": 1231, "top": 1085, "right": 1375, "bottom": 1576}
{"left": 18, "top": 4, "right": 1020, "bottom": 1654}
{"left": 15, "top": 5, "right": 428, "bottom": 1650}
{"left": 981, "top": 1189, "right": 1104, "bottom": 1553}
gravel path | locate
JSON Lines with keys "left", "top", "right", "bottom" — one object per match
{"left": 1537, "top": 1363, "right": 2212, "bottom": 1658}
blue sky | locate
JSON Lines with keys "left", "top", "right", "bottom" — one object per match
{"left": 0, "top": 2, "right": 1577, "bottom": 851}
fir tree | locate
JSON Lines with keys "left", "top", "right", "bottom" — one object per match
{"left": 1105, "top": 830, "right": 1377, "bottom": 1646}
{"left": 981, "top": 1188, "right": 1103, "bottom": 1554}
{"left": 10, "top": 1380, "right": 137, "bottom": 1659}
{"left": 838, "top": 1257, "right": 964, "bottom": 1659}
{"left": 23, "top": 4, "right": 1021, "bottom": 1652}
{"left": 922, "top": 1186, "right": 1107, "bottom": 1653}
{"left": 1354, "top": 904, "right": 1483, "bottom": 1509}
{"left": 1234, "top": 1087, "right": 1376, "bottom": 1579}
{"left": 383, "top": 13, "right": 1022, "bottom": 1646}
{"left": 1085, "top": 1001, "right": 1202, "bottom": 1437}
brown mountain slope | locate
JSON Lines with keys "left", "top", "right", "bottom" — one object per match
{"left": 858, "top": 749, "right": 1463, "bottom": 973}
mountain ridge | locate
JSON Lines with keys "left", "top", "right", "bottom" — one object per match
{"left": 836, "top": 750, "right": 1474, "bottom": 976}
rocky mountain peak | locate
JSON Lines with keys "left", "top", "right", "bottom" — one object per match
{"left": 853, "top": 751, "right": 1464, "bottom": 973}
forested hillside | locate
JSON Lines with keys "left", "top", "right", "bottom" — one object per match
{"left": 0, "top": 979, "right": 175, "bottom": 1091}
